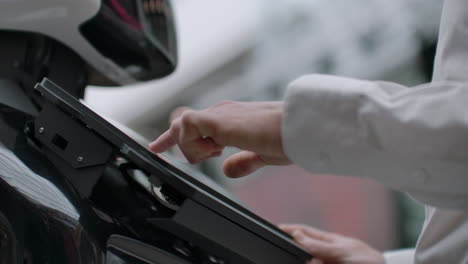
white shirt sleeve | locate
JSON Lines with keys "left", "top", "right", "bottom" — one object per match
{"left": 383, "top": 249, "right": 415, "bottom": 264}
{"left": 282, "top": 74, "right": 468, "bottom": 209}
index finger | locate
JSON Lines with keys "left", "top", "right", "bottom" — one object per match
{"left": 149, "top": 130, "right": 176, "bottom": 153}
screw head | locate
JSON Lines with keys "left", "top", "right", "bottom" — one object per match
{"left": 76, "top": 157, "right": 84, "bottom": 163}
{"left": 38, "top": 127, "right": 45, "bottom": 134}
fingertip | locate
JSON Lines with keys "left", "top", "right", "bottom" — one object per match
{"left": 222, "top": 160, "right": 253, "bottom": 178}
{"left": 148, "top": 140, "right": 164, "bottom": 153}
{"left": 222, "top": 162, "right": 245, "bottom": 178}
{"left": 148, "top": 140, "right": 158, "bottom": 151}
{"left": 148, "top": 131, "right": 176, "bottom": 153}
{"left": 222, "top": 157, "right": 239, "bottom": 178}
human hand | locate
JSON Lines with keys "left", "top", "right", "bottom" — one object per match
{"left": 280, "top": 224, "right": 385, "bottom": 264}
{"left": 149, "top": 101, "right": 291, "bottom": 178}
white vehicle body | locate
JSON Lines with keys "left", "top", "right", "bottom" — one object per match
{"left": 0, "top": 0, "right": 139, "bottom": 84}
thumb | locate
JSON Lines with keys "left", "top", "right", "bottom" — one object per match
{"left": 223, "top": 151, "right": 266, "bottom": 178}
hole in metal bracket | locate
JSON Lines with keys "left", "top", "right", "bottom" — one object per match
{"left": 51, "top": 134, "right": 68, "bottom": 150}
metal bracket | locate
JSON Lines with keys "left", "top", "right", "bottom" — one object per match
{"left": 33, "top": 102, "right": 113, "bottom": 197}
{"left": 34, "top": 102, "right": 112, "bottom": 169}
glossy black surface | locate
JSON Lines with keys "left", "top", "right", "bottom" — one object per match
{"left": 0, "top": 102, "right": 221, "bottom": 263}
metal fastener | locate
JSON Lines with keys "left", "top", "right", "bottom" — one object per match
{"left": 77, "top": 156, "right": 84, "bottom": 163}
{"left": 38, "top": 127, "right": 45, "bottom": 134}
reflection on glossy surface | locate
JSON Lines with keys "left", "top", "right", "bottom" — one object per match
{"left": 0, "top": 103, "right": 215, "bottom": 263}
{"left": 106, "top": 252, "right": 128, "bottom": 264}
{"left": 0, "top": 143, "right": 79, "bottom": 220}
{"left": 0, "top": 105, "right": 103, "bottom": 263}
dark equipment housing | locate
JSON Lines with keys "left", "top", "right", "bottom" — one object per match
{"left": 0, "top": 78, "right": 313, "bottom": 263}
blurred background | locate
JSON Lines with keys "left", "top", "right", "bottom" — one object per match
{"left": 85, "top": 0, "right": 443, "bottom": 252}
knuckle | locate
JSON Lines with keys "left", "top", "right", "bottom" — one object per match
{"left": 170, "top": 120, "right": 182, "bottom": 136}
{"left": 180, "top": 110, "right": 197, "bottom": 126}
{"left": 170, "top": 106, "right": 190, "bottom": 121}
{"left": 192, "top": 114, "right": 219, "bottom": 139}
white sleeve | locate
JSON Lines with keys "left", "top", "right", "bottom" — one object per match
{"left": 383, "top": 249, "right": 415, "bottom": 264}
{"left": 282, "top": 74, "right": 468, "bottom": 209}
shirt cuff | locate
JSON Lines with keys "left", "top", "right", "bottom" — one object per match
{"left": 383, "top": 249, "right": 415, "bottom": 264}
{"left": 282, "top": 74, "right": 373, "bottom": 173}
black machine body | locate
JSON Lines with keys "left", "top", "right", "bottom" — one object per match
{"left": 0, "top": 78, "right": 313, "bottom": 263}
